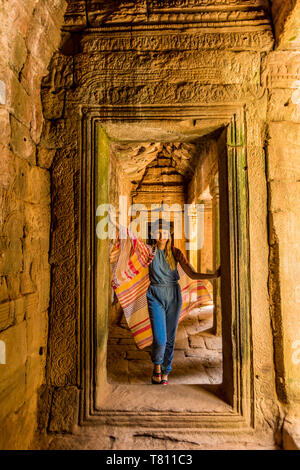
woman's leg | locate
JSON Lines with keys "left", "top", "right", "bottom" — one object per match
{"left": 161, "top": 286, "right": 182, "bottom": 376}
{"left": 146, "top": 287, "right": 167, "bottom": 368}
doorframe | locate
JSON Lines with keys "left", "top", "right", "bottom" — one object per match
{"left": 79, "top": 104, "right": 253, "bottom": 429}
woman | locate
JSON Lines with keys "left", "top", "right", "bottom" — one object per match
{"left": 110, "top": 217, "right": 221, "bottom": 386}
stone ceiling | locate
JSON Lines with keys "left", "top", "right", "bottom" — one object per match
{"left": 111, "top": 141, "right": 202, "bottom": 185}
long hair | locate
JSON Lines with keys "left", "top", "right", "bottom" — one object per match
{"left": 164, "top": 237, "right": 176, "bottom": 270}
{"left": 150, "top": 233, "right": 176, "bottom": 271}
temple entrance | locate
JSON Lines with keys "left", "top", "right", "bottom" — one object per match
{"left": 81, "top": 107, "right": 251, "bottom": 423}
{"left": 107, "top": 137, "right": 223, "bottom": 386}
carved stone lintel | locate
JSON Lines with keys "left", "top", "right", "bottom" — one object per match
{"left": 80, "top": 30, "right": 274, "bottom": 53}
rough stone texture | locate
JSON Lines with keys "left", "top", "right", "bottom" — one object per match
{"left": 0, "top": 0, "right": 67, "bottom": 450}
{"left": 36, "top": 0, "right": 286, "bottom": 449}
{"left": 107, "top": 307, "right": 222, "bottom": 386}
{"left": 271, "top": 0, "right": 300, "bottom": 50}
{"left": 264, "top": 48, "right": 300, "bottom": 425}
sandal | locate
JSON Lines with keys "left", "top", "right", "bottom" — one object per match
{"left": 151, "top": 368, "right": 161, "bottom": 384}
{"left": 160, "top": 375, "right": 168, "bottom": 385}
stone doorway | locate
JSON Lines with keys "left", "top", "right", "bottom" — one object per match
{"left": 78, "top": 106, "right": 252, "bottom": 427}
{"left": 106, "top": 137, "right": 223, "bottom": 386}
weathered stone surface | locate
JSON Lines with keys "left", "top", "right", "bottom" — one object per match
{"left": 48, "top": 387, "right": 79, "bottom": 433}
{"left": 2, "top": 0, "right": 300, "bottom": 453}
{"left": 0, "top": 0, "right": 67, "bottom": 450}
{"left": 267, "top": 144, "right": 300, "bottom": 181}
{"left": 10, "top": 115, "right": 35, "bottom": 164}
{"left": 0, "top": 322, "right": 27, "bottom": 383}
{"left": 189, "top": 336, "right": 206, "bottom": 348}
{"left": 126, "top": 350, "right": 151, "bottom": 361}
{"left": 203, "top": 335, "right": 222, "bottom": 350}
{"left": 37, "top": 147, "right": 56, "bottom": 169}
{"left": 0, "top": 80, "right": 6, "bottom": 104}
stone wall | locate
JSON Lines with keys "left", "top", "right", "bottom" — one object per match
{"left": 265, "top": 51, "right": 300, "bottom": 416}
{"left": 38, "top": 1, "right": 283, "bottom": 439}
{"left": 0, "top": 0, "right": 67, "bottom": 450}
{"left": 1, "top": 0, "right": 300, "bottom": 450}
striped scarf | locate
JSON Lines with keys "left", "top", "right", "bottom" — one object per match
{"left": 110, "top": 230, "right": 211, "bottom": 349}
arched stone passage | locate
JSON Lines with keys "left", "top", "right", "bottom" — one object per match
{"left": 0, "top": 0, "right": 300, "bottom": 451}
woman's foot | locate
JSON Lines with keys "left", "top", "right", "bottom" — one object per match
{"left": 161, "top": 373, "right": 168, "bottom": 385}
{"left": 151, "top": 365, "right": 161, "bottom": 384}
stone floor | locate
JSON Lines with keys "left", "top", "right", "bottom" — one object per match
{"left": 107, "top": 305, "right": 223, "bottom": 385}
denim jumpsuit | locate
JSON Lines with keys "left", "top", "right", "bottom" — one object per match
{"left": 146, "top": 248, "right": 183, "bottom": 375}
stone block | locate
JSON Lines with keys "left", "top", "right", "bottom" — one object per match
{"left": 127, "top": 360, "right": 152, "bottom": 384}
{"left": 20, "top": 272, "right": 36, "bottom": 296}
{"left": 268, "top": 89, "right": 300, "bottom": 123}
{"left": 25, "top": 354, "right": 45, "bottom": 400}
{"left": 25, "top": 7, "right": 61, "bottom": 68}
{"left": 185, "top": 322, "right": 205, "bottom": 336}
{"left": 14, "top": 297, "right": 25, "bottom": 323}
{"left": 28, "top": 166, "right": 50, "bottom": 205}
{"left": 269, "top": 122, "right": 300, "bottom": 148}
{"left": 35, "top": 269, "right": 51, "bottom": 312}
{"left": 13, "top": 158, "right": 50, "bottom": 204}
{"left": 24, "top": 293, "right": 39, "bottom": 320}
{"left": 0, "top": 301, "right": 14, "bottom": 331}
{"left": 26, "top": 311, "right": 48, "bottom": 356}
{"left": 268, "top": 181, "right": 300, "bottom": 214}
{"left": 9, "top": 32, "right": 28, "bottom": 75}
{"left": 185, "top": 348, "right": 222, "bottom": 368}
{"left": 205, "top": 366, "right": 223, "bottom": 384}
{"left": 37, "top": 147, "right": 56, "bottom": 169}
{"left": 189, "top": 335, "right": 205, "bottom": 348}
{"left": 282, "top": 418, "right": 300, "bottom": 450}
{"left": 126, "top": 350, "right": 151, "bottom": 360}
{"left": 267, "top": 144, "right": 300, "bottom": 182}
{"left": 30, "top": 92, "right": 44, "bottom": 144}
{"left": 0, "top": 147, "right": 16, "bottom": 190}
{"left": 109, "top": 325, "right": 132, "bottom": 339}
{"left": 174, "top": 337, "right": 189, "bottom": 350}
{"left": 0, "top": 394, "right": 38, "bottom": 450}
{"left": 0, "top": 211, "right": 24, "bottom": 276}
{"left": 20, "top": 53, "right": 47, "bottom": 96}
{"left": 10, "top": 115, "right": 35, "bottom": 164}
{"left": 6, "top": 274, "right": 21, "bottom": 300}
{"left": 48, "top": 387, "right": 79, "bottom": 433}
{"left": 0, "top": 80, "right": 6, "bottom": 104}
{"left": 41, "top": 89, "right": 65, "bottom": 120}
{"left": 108, "top": 358, "right": 129, "bottom": 384}
{"left": 203, "top": 335, "right": 222, "bottom": 350}
{"left": 0, "top": 109, "right": 11, "bottom": 146}
{"left": 119, "top": 338, "right": 137, "bottom": 345}
{"left": 40, "top": 118, "right": 78, "bottom": 149}
{"left": 9, "top": 73, "right": 32, "bottom": 126}
{"left": 0, "top": 365, "right": 26, "bottom": 423}
{"left": 0, "top": 277, "right": 9, "bottom": 303}
{"left": 24, "top": 203, "right": 51, "bottom": 241}
{"left": 0, "top": 322, "right": 27, "bottom": 382}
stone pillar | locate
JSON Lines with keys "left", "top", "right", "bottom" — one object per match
{"left": 186, "top": 204, "right": 198, "bottom": 269}
{"left": 210, "top": 173, "right": 222, "bottom": 336}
